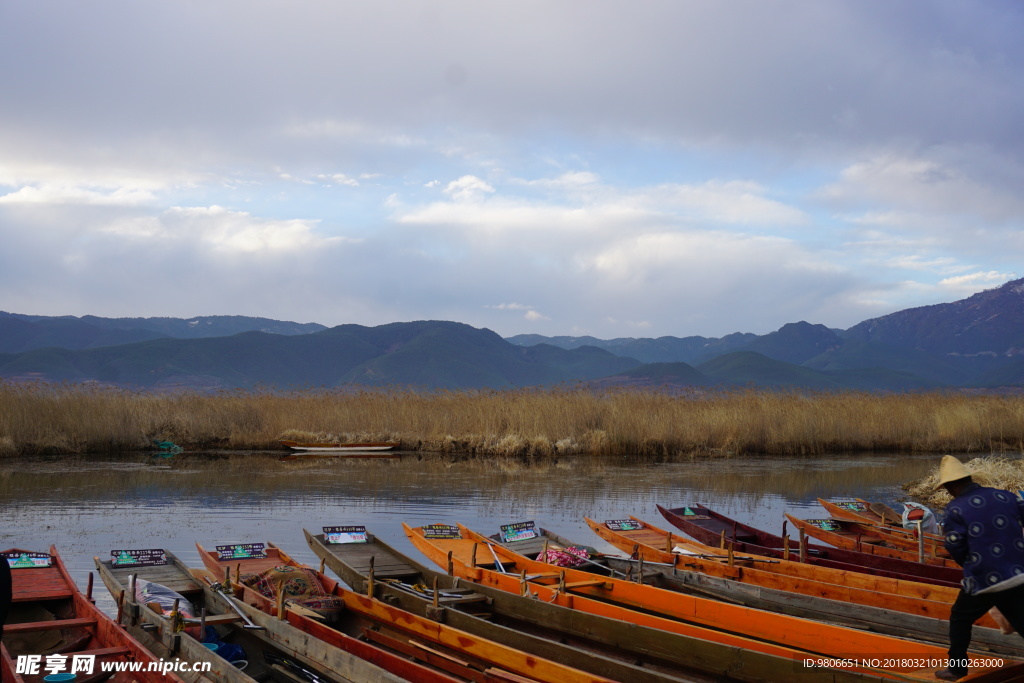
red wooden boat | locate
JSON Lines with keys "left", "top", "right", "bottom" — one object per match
{"left": 657, "top": 503, "right": 960, "bottom": 586}
{"left": 1, "top": 546, "right": 176, "bottom": 683}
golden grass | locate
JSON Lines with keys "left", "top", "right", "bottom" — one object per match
{"left": 1, "top": 382, "right": 1024, "bottom": 459}
{"left": 904, "top": 456, "right": 1024, "bottom": 508}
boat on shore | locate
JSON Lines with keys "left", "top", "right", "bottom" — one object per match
{"left": 278, "top": 440, "right": 399, "bottom": 454}
{"left": 656, "top": 503, "right": 960, "bottom": 585}
{"left": 304, "top": 527, "right": 713, "bottom": 683}
{"left": 2, "top": 546, "right": 176, "bottom": 683}
{"left": 405, "top": 522, "right": 1022, "bottom": 682}
{"left": 197, "top": 540, "right": 617, "bottom": 683}
{"left": 93, "top": 547, "right": 393, "bottom": 683}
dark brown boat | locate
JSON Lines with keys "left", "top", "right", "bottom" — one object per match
{"left": 657, "top": 503, "right": 961, "bottom": 585}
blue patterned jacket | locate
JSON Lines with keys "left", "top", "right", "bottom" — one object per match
{"left": 943, "top": 482, "right": 1024, "bottom": 595}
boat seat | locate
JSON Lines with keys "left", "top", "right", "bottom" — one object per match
{"left": 562, "top": 580, "right": 609, "bottom": 590}
{"left": 3, "top": 618, "right": 97, "bottom": 633}
{"left": 438, "top": 593, "right": 489, "bottom": 605}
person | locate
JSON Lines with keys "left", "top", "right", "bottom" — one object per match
{"left": 934, "top": 455, "right": 1024, "bottom": 681}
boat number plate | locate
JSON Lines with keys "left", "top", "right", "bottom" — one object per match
{"left": 423, "top": 524, "right": 462, "bottom": 539}
{"left": 111, "top": 549, "right": 167, "bottom": 567}
{"left": 605, "top": 519, "right": 644, "bottom": 531}
{"left": 324, "top": 526, "right": 368, "bottom": 544}
{"left": 216, "top": 543, "right": 267, "bottom": 560}
{"left": 807, "top": 519, "right": 842, "bottom": 531}
{"left": 835, "top": 501, "right": 867, "bottom": 511}
{"left": 2, "top": 551, "right": 51, "bottom": 569}
{"left": 499, "top": 521, "right": 538, "bottom": 543}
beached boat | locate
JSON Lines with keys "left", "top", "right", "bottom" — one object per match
{"left": 657, "top": 503, "right": 960, "bottom": 585}
{"left": 304, "top": 527, "right": 714, "bottom": 683}
{"left": 583, "top": 515, "right": 1000, "bottom": 628}
{"left": 2, "top": 546, "right": 176, "bottom": 683}
{"left": 406, "top": 522, "right": 1024, "bottom": 682}
{"left": 278, "top": 440, "right": 399, "bottom": 454}
{"left": 93, "top": 547, "right": 400, "bottom": 683}
{"left": 785, "top": 514, "right": 958, "bottom": 567}
{"left": 197, "top": 540, "right": 616, "bottom": 683}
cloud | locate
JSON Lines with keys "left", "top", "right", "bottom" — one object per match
{"left": 443, "top": 176, "right": 495, "bottom": 202}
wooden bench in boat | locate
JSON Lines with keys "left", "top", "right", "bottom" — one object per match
{"left": 3, "top": 617, "right": 98, "bottom": 633}
{"left": 10, "top": 566, "right": 76, "bottom": 602}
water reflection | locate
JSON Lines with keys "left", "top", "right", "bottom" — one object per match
{"left": 0, "top": 451, "right": 939, "bottom": 613}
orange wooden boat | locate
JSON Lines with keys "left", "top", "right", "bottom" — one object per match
{"left": 2, "top": 546, "right": 177, "bottom": 683}
{"left": 787, "top": 514, "right": 958, "bottom": 567}
{"left": 582, "top": 515, "right": 998, "bottom": 629}
{"left": 405, "top": 523, "right": 1024, "bottom": 682}
{"left": 818, "top": 499, "right": 946, "bottom": 548}
{"left": 196, "top": 540, "right": 615, "bottom": 683}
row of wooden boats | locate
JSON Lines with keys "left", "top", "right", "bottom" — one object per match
{"left": 5, "top": 500, "right": 1024, "bottom": 682}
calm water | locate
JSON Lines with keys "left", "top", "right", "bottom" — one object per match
{"left": 0, "top": 450, "right": 940, "bottom": 613}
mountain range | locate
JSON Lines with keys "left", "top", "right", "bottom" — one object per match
{"left": 1, "top": 278, "right": 1023, "bottom": 391}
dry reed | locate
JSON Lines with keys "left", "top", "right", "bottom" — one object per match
{"left": 904, "top": 455, "right": 1024, "bottom": 508}
{"left": 1, "top": 382, "right": 1023, "bottom": 459}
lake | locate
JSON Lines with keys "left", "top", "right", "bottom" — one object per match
{"left": 0, "top": 450, "right": 939, "bottom": 613}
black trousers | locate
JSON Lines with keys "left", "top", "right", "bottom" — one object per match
{"left": 949, "top": 583, "right": 1024, "bottom": 673}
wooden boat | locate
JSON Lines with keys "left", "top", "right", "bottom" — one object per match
{"left": 583, "top": 515, "right": 1000, "bottom": 629}
{"left": 657, "top": 503, "right": 960, "bottom": 585}
{"left": 476, "top": 520, "right": 1023, "bottom": 655}
{"left": 197, "top": 540, "right": 616, "bottom": 683}
{"left": 278, "top": 440, "right": 397, "bottom": 450}
{"left": 304, "top": 527, "right": 714, "bottom": 683}
{"left": 1, "top": 546, "right": 177, "bottom": 683}
{"left": 600, "top": 554, "right": 1024, "bottom": 656}
{"left": 823, "top": 497, "right": 942, "bottom": 544}
{"left": 786, "top": 514, "right": 958, "bottom": 567}
{"left": 93, "top": 547, "right": 404, "bottom": 683}
{"left": 405, "top": 523, "right": 1024, "bottom": 682}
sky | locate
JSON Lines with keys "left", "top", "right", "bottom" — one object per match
{"left": 1, "top": 2, "right": 1022, "bottom": 339}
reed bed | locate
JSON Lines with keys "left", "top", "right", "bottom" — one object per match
{"left": 1, "top": 382, "right": 1023, "bottom": 459}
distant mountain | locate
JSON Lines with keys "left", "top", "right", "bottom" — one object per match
{"left": 3, "top": 277, "right": 1024, "bottom": 391}
{"left": 589, "top": 362, "right": 710, "bottom": 390}
{"left": 0, "top": 321, "right": 639, "bottom": 390}
{"left": 739, "top": 321, "right": 842, "bottom": 365}
{"left": 843, "top": 278, "right": 1024, "bottom": 356}
{"left": 696, "top": 351, "right": 939, "bottom": 391}
{"left": 504, "top": 332, "right": 757, "bottom": 364}
{"left": 0, "top": 312, "right": 325, "bottom": 352}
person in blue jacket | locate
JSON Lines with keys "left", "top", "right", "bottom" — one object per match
{"left": 934, "top": 455, "right": 1024, "bottom": 681}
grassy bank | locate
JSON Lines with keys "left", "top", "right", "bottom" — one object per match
{"left": 1, "top": 383, "right": 1024, "bottom": 458}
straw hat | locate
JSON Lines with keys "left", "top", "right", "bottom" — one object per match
{"left": 934, "top": 455, "right": 972, "bottom": 490}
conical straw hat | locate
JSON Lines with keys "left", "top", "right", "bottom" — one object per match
{"left": 934, "top": 455, "right": 971, "bottom": 490}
